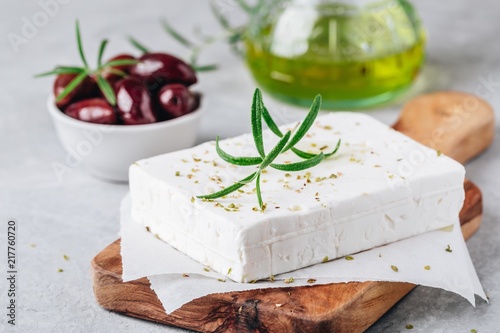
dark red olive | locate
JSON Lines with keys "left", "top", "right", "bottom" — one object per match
{"left": 130, "top": 53, "right": 197, "bottom": 87}
{"left": 64, "top": 98, "right": 117, "bottom": 124}
{"left": 115, "top": 78, "right": 157, "bottom": 125}
{"left": 189, "top": 92, "right": 201, "bottom": 112}
{"left": 157, "top": 84, "right": 199, "bottom": 119}
{"left": 101, "top": 54, "right": 136, "bottom": 87}
{"left": 54, "top": 74, "right": 98, "bottom": 110}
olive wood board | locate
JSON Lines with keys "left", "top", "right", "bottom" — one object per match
{"left": 92, "top": 92, "right": 494, "bottom": 332}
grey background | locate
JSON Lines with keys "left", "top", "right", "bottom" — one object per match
{"left": 1, "top": 0, "right": 499, "bottom": 332}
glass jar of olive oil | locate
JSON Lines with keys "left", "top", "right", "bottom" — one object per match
{"left": 244, "top": 0, "right": 426, "bottom": 109}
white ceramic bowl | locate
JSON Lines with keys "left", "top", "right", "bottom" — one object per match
{"left": 47, "top": 96, "right": 205, "bottom": 182}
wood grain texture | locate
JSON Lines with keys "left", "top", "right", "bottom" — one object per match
{"left": 93, "top": 181, "right": 481, "bottom": 333}
{"left": 92, "top": 91, "right": 493, "bottom": 332}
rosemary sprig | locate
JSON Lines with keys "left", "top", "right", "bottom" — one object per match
{"left": 161, "top": 0, "right": 251, "bottom": 72}
{"left": 197, "top": 88, "right": 341, "bottom": 210}
{"left": 128, "top": 29, "right": 218, "bottom": 73}
{"left": 161, "top": 0, "right": 266, "bottom": 69}
{"left": 36, "top": 20, "right": 138, "bottom": 106}
{"left": 160, "top": 18, "right": 220, "bottom": 72}
{"left": 127, "top": 36, "right": 150, "bottom": 54}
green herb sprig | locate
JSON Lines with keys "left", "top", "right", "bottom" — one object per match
{"left": 159, "top": 0, "right": 258, "bottom": 72}
{"left": 197, "top": 88, "right": 341, "bottom": 210}
{"left": 128, "top": 29, "right": 218, "bottom": 73}
{"left": 35, "top": 20, "right": 138, "bottom": 105}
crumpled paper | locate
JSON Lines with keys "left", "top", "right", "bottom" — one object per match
{"left": 119, "top": 194, "right": 486, "bottom": 314}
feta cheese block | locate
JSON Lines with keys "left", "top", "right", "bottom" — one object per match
{"left": 129, "top": 112, "right": 465, "bottom": 283}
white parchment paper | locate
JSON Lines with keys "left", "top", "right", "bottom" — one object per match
{"left": 119, "top": 194, "right": 486, "bottom": 314}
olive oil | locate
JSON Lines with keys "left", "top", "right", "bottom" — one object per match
{"left": 245, "top": 1, "right": 426, "bottom": 109}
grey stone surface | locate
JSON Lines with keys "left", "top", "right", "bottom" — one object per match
{"left": 1, "top": 0, "right": 499, "bottom": 332}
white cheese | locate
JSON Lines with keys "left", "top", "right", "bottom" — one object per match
{"left": 129, "top": 112, "right": 465, "bottom": 282}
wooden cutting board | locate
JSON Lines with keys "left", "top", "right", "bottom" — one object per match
{"left": 92, "top": 92, "right": 494, "bottom": 333}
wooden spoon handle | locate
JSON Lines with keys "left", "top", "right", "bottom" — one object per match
{"left": 392, "top": 91, "right": 495, "bottom": 164}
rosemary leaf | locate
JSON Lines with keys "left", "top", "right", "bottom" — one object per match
{"left": 210, "top": 1, "right": 231, "bottom": 29}
{"left": 106, "top": 68, "right": 128, "bottom": 78}
{"left": 282, "top": 95, "right": 321, "bottom": 153}
{"left": 55, "top": 71, "right": 88, "bottom": 102}
{"left": 216, "top": 136, "right": 262, "bottom": 166}
{"left": 102, "top": 59, "right": 139, "bottom": 68}
{"left": 96, "top": 74, "right": 116, "bottom": 106}
{"left": 251, "top": 89, "right": 265, "bottom": 158}
{"left": 237, "top": 172, "right": 259, "bottom": 184}
{"left": 161, "top": 18, "right": 194, "bottom": 48}
{"left": 259, "top": 131, "right": 291, "bottom": 170}
{"left": 128, "top": 36, "right": 150, "bottom": 54}
{"left": 193, "top": 64, "right": 219, "bottom": 72}
{"left": 55, "top": 66, "right": 85, "bottom": 73}
{"left": 197, "top": 172, "right": 258, "bottom": 200}
{"left": 289, "top": 147, "right": 315, "bottom": 159}
{"left": 291, "top": 139, "right": 342, "bottom": 159}
{"left": 97, "top": 39, "right": 108, "bottom": 69}
{"left": 256, "top": 173, "right": 263, "bottom": 209}
{"left": 34, "top": 66, "right": 85, "bottom": 77}
{"left": 75, "top": 20, "right": 89, "bottom": 70}
{"left": 324, "top": 139, "right": 342, "bottom": 157}
{"left": 261, "top": 105, "right": 282, "bottom": 137}
{"left": 271, "top": 153, "right": 324, "bottom": 172}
